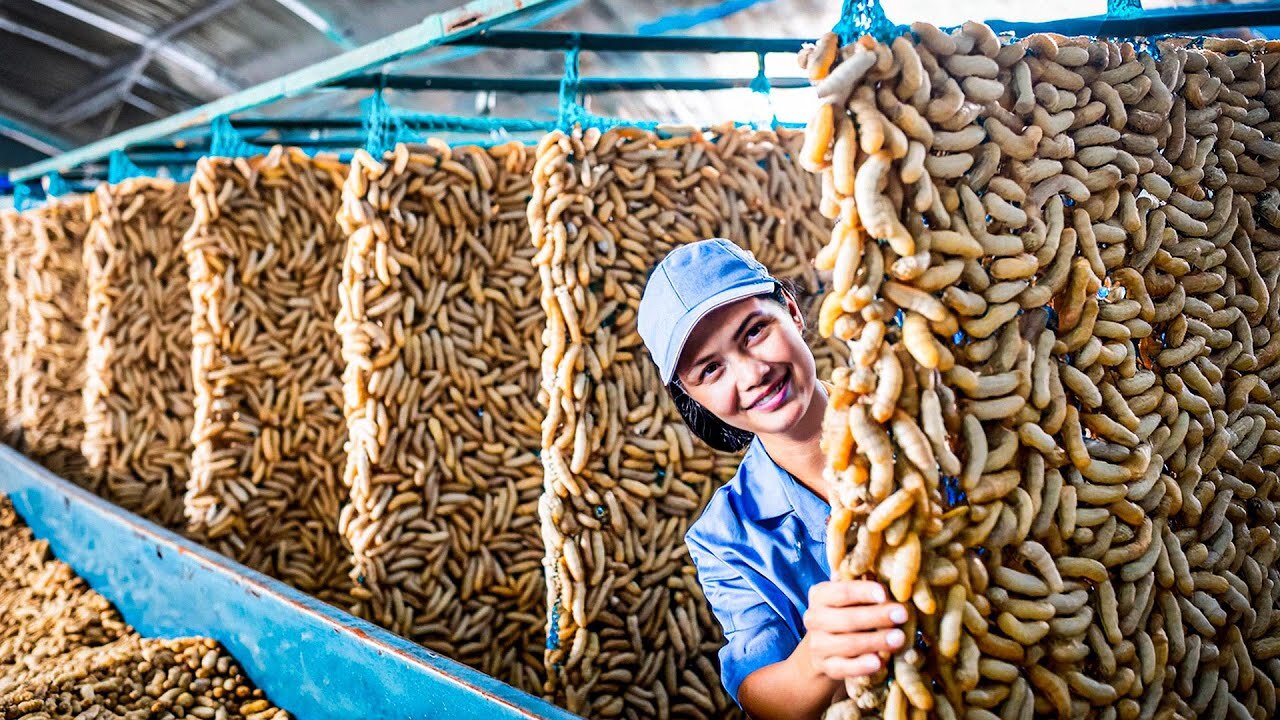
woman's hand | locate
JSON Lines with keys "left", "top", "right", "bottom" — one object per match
{"left": 803, "top": 580, "right": 908, "bottom": 680}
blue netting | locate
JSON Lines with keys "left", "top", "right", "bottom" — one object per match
{"left": 1107, "top": 0, "right": 1143, "bottom": 18}
{"left": 209, "top": 115, "right": 262, "bottom": 158}
{"left": 362, "top": 88, "right": 431, "bottom": 156}
{"left": 13, "top": 183, "right": 39, "bottom": 211}
{"left": 833, "top": 0, "right": 897, "bottom": 45}
{"left": 557, "top": 40, "right": 585, "bottom": 131}
{"left": 555, "top": 40, "right": 661, "bottom": 133}
{"left": 44, "top": 172, "right": 71, "bottom": 198}
{"left": 397, "top": 112, "right": 556, "bottom": 135}
{"left": 108, "top": 150, "right": 153, "bottom": 184}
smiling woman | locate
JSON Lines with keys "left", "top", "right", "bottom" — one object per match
{"left": 636, "top": 239, "right": 907, "bottom": 720}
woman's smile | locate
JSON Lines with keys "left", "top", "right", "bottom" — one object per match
{"left": 748, "top": 369, "right": 792, "bottom": 413}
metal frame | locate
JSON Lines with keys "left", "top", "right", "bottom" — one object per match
{"left": 16, "top": 1, "right": 1280, "bottom": 184}
{"left": 985, "top": 1, "right": 1280, "bottom": 37}
{"left": 0, "top": 446, "right": 579, "bottom": 720}
{"left": 10, "top": 0, "right": 574, "bottom": 182}
{"left": 328, "top": 74, "right": 810, "bottom": 92}
{"left": 0, "top": 113, "right": 72, "bottom": 156}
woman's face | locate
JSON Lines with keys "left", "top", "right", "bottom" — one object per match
{"left": 674, "top": 293, "right": 819, "bottom": 440}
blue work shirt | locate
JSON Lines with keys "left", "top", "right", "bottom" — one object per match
{"left": 685, "top": 436, "right": 832, "bottom": 705}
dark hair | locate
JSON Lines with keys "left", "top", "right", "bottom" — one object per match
{"left": 664, "top": 281, "right": 803, "bottom": 453}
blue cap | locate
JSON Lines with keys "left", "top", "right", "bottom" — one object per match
{"left": 638, "top": 238, "right": 778, "bottom": 385}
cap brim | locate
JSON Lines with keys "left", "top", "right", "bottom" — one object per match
{"left": 660, "top": 280, "right": 777, "bottom": 385}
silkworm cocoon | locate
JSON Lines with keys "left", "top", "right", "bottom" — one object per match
{"left": 929, "top": 230, "right": 984, "bottom": 258}
{"left": 938, "top": 584, "right": 966, "bottom": 658}
{"left": 934, "top": 125, "right": 987, "bottom": 153}
{"left": 892, "top": 35, "right": 926, "bottom": 101}
{"left": 915, "top": 258, "right": 965, "bottom": 292}
{"left": 871, "top": 344, "right": 902, "bottom": 422}
{"left": 894, "top": 651, "right": 934, "bottom": 710}
{"left": 879, "top": 532, "right": 922, "bottom": 602}
{"left": 990, "top": 254, "right": 1038, "bottom": 280}
{"left": 987, "top": 120, "right": 1043, "bottom": 161}
{"left": 817, "top": 47, "right": 876, "bottom": 104}
{"left": 883, "top": 281, "right": 950, "bottom": 324}
{"left": 902, "top": 312, "right": 943, "bottom": 369}
{"left": 901, "top": 141, "right": 927, "bottom": 184}
{"left": 892, "top": 410, "right": 938, "bottom": 481}
{"left": 831, "top": 115, "right": 857, "bottom": 196}
{"left": 800, "top": 102, "right": 834, "bottom": 172}
{"left": 925, "top": 152, "right": 976, "bottom": 179}
{"left": 968, "top": 395, "right": 1026, "bottom": 421}
{"left": 1030, "top": 665, "right": 1072, "bottom": 719}
{"left": 969, "top": 469, "right": 1019, "bottom": 504}
{"left": 805, "top": 33, "right": 838, "bottom": 81}
{"left": 962, "top": 76, "right": 1005, "bottom": 102}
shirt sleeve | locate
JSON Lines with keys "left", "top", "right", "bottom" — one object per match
{"left": 686, "top": 532, "right": 800, "bottom": 706}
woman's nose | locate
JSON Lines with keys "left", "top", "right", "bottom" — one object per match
{"left": 735, "top": 356, "right": 773, "bottom": 391}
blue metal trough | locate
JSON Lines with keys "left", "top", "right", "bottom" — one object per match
{"left": 0, "top": 445, "right": 580, "bottom": 720}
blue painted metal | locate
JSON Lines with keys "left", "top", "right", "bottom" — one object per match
{"left": 330, "top": 74, "right": 811, "bottom": 92}
{"left": 0, "top": 112, "right": 72, "bottom": 157}
{"left": 9, "top": 0, "right": 574, "bottom": 182}
{"left": 985, "top": 1, "right": 1280, "bottom": 38}
{"left": 0, "top": 446, "right": 580, "bottom": 720}
{"left": 451, "top": 30, "right": 806, "bottom": 53}
{"left": 636, "top": 0, "right": 779, "bottom": 35}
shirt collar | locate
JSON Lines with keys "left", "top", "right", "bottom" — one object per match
{"left": 739, "top": 438, "right": 830, "bottom": 542}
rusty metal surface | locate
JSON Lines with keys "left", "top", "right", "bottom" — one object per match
{"left": 0, "top": 444, "right": 580, "bottom": 720}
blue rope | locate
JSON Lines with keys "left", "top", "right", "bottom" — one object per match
{"left": 108, "top": 150, "right": 152, "bottom": 184}
{"left": 361, "top": 88, "right": 398, "bottom": 157}
{"left": 209, "top": 115, "right": 260, "bottom": 158}
{"left": 1107, "top": 0, "right": 1143, "bottom": 18}
{"left": 749, "top": 52, "right": 777, "bottom": 129}
{"left": 557, "top": 38, "right": 585, "bottom": 131}
{"left": 833, "top": 0, "right": 896, "bottom": 45}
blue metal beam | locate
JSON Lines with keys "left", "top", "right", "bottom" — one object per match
{"left": 449, "top": 30, "right": 807, "bottom": 53}
{"left": 0, "top": 447, "right": 580, "bottom": 720}
{"left": 984, "top": 1, "right": 1280, "bottom": 37}
{"left": 328, "top": 73, "right": 810, "bottom": 92}
{"left": 9, "top": 0, "right": 574, "bottom": 182}
{"left": 0, "top": 113, "right": 72, "bottom": 157}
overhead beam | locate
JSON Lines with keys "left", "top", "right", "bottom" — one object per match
{"left": 0, "top": 15, "right": 111, "bottom": 66}
{"left": 0, "top": 113, "right": 71, "bottom": 157}
{"left": 448, "top": 29, "right": 807, "bottom": 53}
{"left": 327, "top": 73, "right": 810, "bottom": 93}
{"left": 10, "top": 0, "right": 575, "bottom": 182}
{"left": 24, "top": 0, "right": 241, "bottom": 95}
{"left": 269, "top": 0, "right": 357, "bottom": 49}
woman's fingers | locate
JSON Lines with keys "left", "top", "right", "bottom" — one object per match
{"left": 810, "top": 627, "right": 907, "bottom": 659}
{"left": 819, "top": 653, "right": 884, "bottom": 680}
{"left": 806, "top": 601, "right": 908, "bottom": 633}
{"left": 809, "top": 579, "right": 889, "bottom": 608}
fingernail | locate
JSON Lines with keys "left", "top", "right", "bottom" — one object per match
{"left": 886, "top": 629, "right": 906, "bottom": 648}
{"left": 859, "top": 655, "right": 881, "bottom": 673}
{"left": 889, "top": 606, "right": 908, "bottom": 624}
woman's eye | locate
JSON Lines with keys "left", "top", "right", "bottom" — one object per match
{"left": 701, "top": 362, "right": 720, "bottom": 379}
{"left": 746, "top": 321, "right": 768, "bottom": 340}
